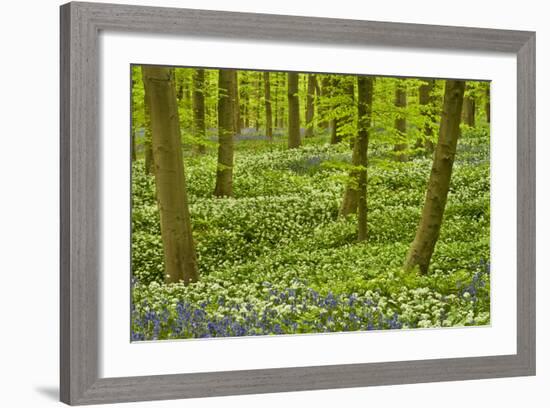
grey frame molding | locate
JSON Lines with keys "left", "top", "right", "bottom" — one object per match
{"left": 60, "top": 2, "right": 536, "bottom": 405}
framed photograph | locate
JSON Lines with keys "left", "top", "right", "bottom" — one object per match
{"left": 60, "top": 1, "right": 535, "bottom": 405}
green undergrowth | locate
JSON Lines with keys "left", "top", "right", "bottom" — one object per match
{"left": 131, "top": 126, "right": 490, "bottom": 340}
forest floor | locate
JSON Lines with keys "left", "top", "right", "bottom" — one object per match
{"left": 131, "top": 126, "right": 490, "bottom": 340}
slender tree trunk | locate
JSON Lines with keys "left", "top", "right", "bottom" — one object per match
{"left": 278, "top": 73, "right": 286, "bottom": 129}
{"left": 242, "top": 74, "right": 250, "bottom": 129}
{"left": 394, "top": 83, "right": 408, "bottom": 161}
{"left": 264, "top": 71, "right": 273, "bottom": 140}
{"left": 404, "top": 80, "right": 466, "bottom": 274}
{"left": 339, "top": 137, "right": 360, "bottom": 217}
{"left": 131, "top": 122, "right": 137, "bottom": 162}
{"left": 142, "top": 76, "right": 155, "bottom": 175}
{"left": 319, "top": 75, "right": 331, "bottom": 130}
{"left": 287, "top": 72, "right": 301, "bottom": 149}
{"left": 273, "top": 73, "right": 279, "bottom": 132}
{"left": 330, "top": 76, "right": 343, "bottom": 145}
{"left": 340, "top": 77, "right": 373, "bottom": 222}
{"left": 192, "top": 69, "right": 206, "bottom": 154}
{"left": 141, "top": 66, "right": 199, "bottom": 285}
{"left": 356, "top": 76, "right": 373, "bottom": 241}
{"left": 346, "top": 78, "right": 355, "bottom": 149}
{"left": 305, "top": 74, "right": 316, "bottom": 138}
{"left": 131, "top": 79, "right": 137, "bottom": 162}
{"left": 255, "top": 72, "right": 262, "bottom": 131}
{"left": 417, "top": 79, "right": 435, "bottom": 153}
{"left": 462, "top": 87, "right": 475, "bottom": 127}
{"left": 214, "top": 69, "right": 236, "bottom": 197}
{"left": 234, "top": 71, "right": 241, "bottom": 135}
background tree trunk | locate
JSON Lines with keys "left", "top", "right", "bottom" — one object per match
{"left": 131, "top": 122, "right": 137, "bottom": 162}
{"left": 404, "top": 80, "right": 466, "bottom": 274}
{"left": 287, "top": 72, "right": 301, "bottom": 149}
{"left": 214, "top": 69, "right": 236, "bottom": 197}
{"left": 330, "top": 76, "right": 343, "bottom": 145}
{"left": 255, "top": 72, "right": 262, "bottom": 131}
{"left": 141, "top": 66, "right": 199, "bottom": 285}
{"left": 356, "top": 76, "right": 373, "bottom": 241}
{"left": 264, "top": 71, "right": 273, "bottom": 140}
{"left": 278, "top": 73, "right": 286, "bottom": 129}
{"left": 305, "top": 74, "right": 316, "bottom": 137}
{"left": 340, "top": 77, "right": 372, "bottom": 221}
{"left": 462, "top": 89, "right": 476, "bottom": 127}
{"left": 319, "top": 75, "right": 330, "bottom": 130}
{"left": 142, "top": 76, "right": 155, "bottom": 175}
{"left": 418, "top": 79, "right": 435, "bottom": 153}
{"left": 192, "top": 68, "right": 206, "bottom": 154}
{"left": 233, "top": 71, "right": 241, "bottom": 135}
{"left": 393, "top": 83, "right": 408, "bottom": 161}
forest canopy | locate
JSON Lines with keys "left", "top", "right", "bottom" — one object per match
{"left": 131, "top": 65, "right": 490, "bottom": 341}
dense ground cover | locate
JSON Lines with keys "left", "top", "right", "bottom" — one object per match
{"left": 131, "top": 126, "right": 490, "bottom": 341}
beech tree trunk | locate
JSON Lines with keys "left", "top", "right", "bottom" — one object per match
{"left": 278, "top": 73, "right": 286, "bottom": 129}
{"left": 417, "top": 79, "right": 435, "bottom": 153}
{"left": 264, "top": 71, "right": 273, "bottom": 140}
{"left": 192, "top": 69, "right": 206, "bottom": 154}
{"left": 462, "top": 87, "right": 475, "bottom": 127}
{"left": 273, "top": 73, "right": 279, "bottom": 131}
{"left": 141, "top": 66, "right": 199, "bottom": 285}
{"left": 305, "top": 74, "right": 316, "bottom": 137}
{"left": 234, "top": 71, "right": 241, "bottom": 135}
{"left": 255, "top": 72, "right": 262, "bottom": 131}
{"left": 404, "top": 80, "right": 466, "bottom": 274}
{"left": 330, "top": 76, "right": 343, "bottom": 145}
{"left": 393, "top": 83, "right": 408, "bottom": 161}
{"left": 319, "top": 75, "right": 331, "bottom": 130}
{"left": 142, "top": 73, "right": 155, "bottom": 175}
{"left": 287, "top": 72, "right": 301, "bottom": 149}
{"left": 356, "top": 76, "right": 372, "bottom": 241}
{"left": 131, "top": 79, "right": 137, "bottom": 161}
{"left": 131, "top": 121, "right": 137, "bottom": 162}
{"left": 345, "top": 78, "right": 355, "bottom": 149}
{"left": 214, "top": 69, "right": 236, "bottom": 197}
{"left": 340, "top": 76, "right": 372, "bottom": 223}
{"left": 339, "top": 135, "right": 361, "bottom": 217}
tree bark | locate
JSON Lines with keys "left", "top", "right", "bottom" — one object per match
{"left": 234, "top": 71, "right": 241, "bottom": 135}
{"left": 404, "top": 80, "right": 466, "bottom": 274}
{"left": 141, "top": 71, "right": 155, "bottom": 175}
{"left": 305, "top": 74, "right": 316, "bottom": 138}
{"left": 192, "top": 69, "right": 206, "bottom": 154}
{"left": 417, "top": 79, "right": 435, "bottom": 153}
{"left": 214, "top": 69, "right": 236, "bottom": 197}
{"left": 141, "top": 66, "right": 199, "bottom": 285}
{"left": 319, "top": 75, "right": 331, "bottom": 130}
{"left": 131, "top": 79, "right": 137, "bottom": 161}
{"left": 462, "top": 88, "right": 475, "bottom": 127}
{"left": 273, "top": 73, "right": 279, "bottom": 131}
{"left": 340, "top": 77, "right": 372, "bottom": 221}
{"left": 255, "top": 72, "right": 262, "bottom": 131}
{"left": 356, "top": 76, "right": 372, "bottom": 241}
{"left": 264, "top": 71, "right": 273, "bottom": 140}
{"left": 278, "top": 73, "right": 286, "bottom": 129}
{"left": 287, "top": 72, "right": 301, "bottom": 149}
{"left": 330, "top": 76, "right": 343, "bottom": 145}
{"left": 393, "top": 83, "right": 408, "bottom": 161}
{"left": 345, "top": 78, "right": 355, "bottom": 149}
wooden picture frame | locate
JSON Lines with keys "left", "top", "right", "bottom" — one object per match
{"left": 60, "top": 1, "right": 535, "bottom": 405}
